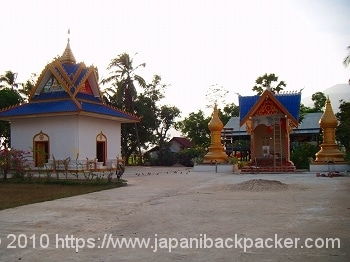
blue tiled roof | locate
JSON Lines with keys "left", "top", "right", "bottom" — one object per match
{"left": 0, "top": 57, "right": 138, "bottom": 122}
{"left": 58, "top": 64, "right": 88, "bottom": 89}
{"left": 0, "top": 100, "right": 78, "bottom": 116}
{"left": 62, "top": 64, "right": 80, "bottom": 75}
{"left": 76, "top": 92, "right": 101, "bottom": 102}
{"left": 276, "top": 94, "right": 301, "bottom": 120}
{"left": 81, "top": 102, "right": 136, "bottom": 120}
{"left": 239, "top": 96, "right": 260, "bottom": 121}
{"left": 31, "top": 91, "right": 70, "bottom": 100}
{"left": 0, "top": 99, "right": 137, "bottom": 120}
{"left": 75, "top": 68, "right": 88, "bottom": 88}
{"left": 239, "top": 93, "right": 301, "bottom": 122}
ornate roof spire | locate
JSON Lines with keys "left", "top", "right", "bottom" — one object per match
{"left": 60, "top": 29, "right": 76, "bottom": 64}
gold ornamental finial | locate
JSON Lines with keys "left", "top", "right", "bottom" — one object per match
{"left": 60, "top": 29, "right": 76, "bottom": 64}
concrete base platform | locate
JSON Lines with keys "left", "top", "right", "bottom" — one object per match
{"left": 193, "top": 164, "right": 233, "bottom": 173}
{"left": 310, "top": 163, "right": 350, "bottom": 172}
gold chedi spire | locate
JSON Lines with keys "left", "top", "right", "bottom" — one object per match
{"left": 319, "top": 97, "right": 338, "bottom": 129}
{"left": 60, "top": 29, "right": 76, "bottom": 64}
{"left": 314, "top": 97, "right": 346, "bottom": 163}
{"left": 203, "top": 104, "right": 228, "bottom": 164}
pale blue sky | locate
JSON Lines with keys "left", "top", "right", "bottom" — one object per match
{"left": 1, "top": 0, "right": 349, "bottom": 118}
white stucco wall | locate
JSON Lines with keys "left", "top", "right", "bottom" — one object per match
{"left": 11, "top": 116, "right": 77, "bottom": 159}
{"left": 78, "top": 116, "right": 121, "bottom": 162}
{"left": 10, "top": 115, "right": 122, "bottom": 167}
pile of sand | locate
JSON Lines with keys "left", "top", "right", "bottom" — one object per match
{"left": 220, "top": 179, "right": 289, "bottom": 192}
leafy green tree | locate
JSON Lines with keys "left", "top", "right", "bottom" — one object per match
{"left": 155, "top": 106, "right": 180, "bottom": 145}
{"left": 0, "top": 71, "right": 18, "bottom": 90}
{"left": 252, "top": 73, "right": 286, "bottom": 95}
{"left": 101, "top": 53, "right": 146, "bottom": 163}
{"left": 175, "top": 110, "right": 210, "bottom": 147}
{"left": 299, "top": 92, "right": 327, "bottom": 123}
{"left": 311, "top": 92, "right": 326, "bottom": 112}
{"left": 0, "top": 88, "right": 24, "bottom": 148}
{"left": 19, "top": 73, "right": 37, "bottom": 100}
{"left": 219, "top": 103, "right": 239, "bottom": 125}
{"left": 177, "top": 147, "right": 207, "bottom": 167}
{"left": 299, "top": 103, "right": 312, "bottom": 123}
{"left": 291, "top": 143, "right": 319, "bottom": 169}
{"left": 154, "top": 105, "right": 181, "bottom": 164}
{"left": 103, "top": 71, "right": 179, "bottom": 165}
{"left": 336, "top": 100, "right": 350, "bottom": 155}
{"left": 101, "top": 53, "right": 146, "bottom": 111}
{"left": 0, "top": 148, "right": 30, "bottom": 180}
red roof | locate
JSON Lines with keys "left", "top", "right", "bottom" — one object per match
{"left": 170, "top": 137, "right": 193, "bottom": 148}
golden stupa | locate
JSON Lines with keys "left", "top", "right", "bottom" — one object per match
{"left": 60, "top": 38, "right": 76, "bottom": 64}
{"left": 314, "top": 97, "right": 346, "bottom": 163}
{"left": 203, "top": 104, "right": 228, "bottom": 164}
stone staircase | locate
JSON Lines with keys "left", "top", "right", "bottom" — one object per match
{"left": 241, "top": 165, "right": 296, "bottom": 173}
{"left": 241, "top": 157, "right": 296, "bottom": 173}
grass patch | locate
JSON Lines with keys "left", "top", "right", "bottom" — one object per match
{"left": 0, "top": 179, "right": 127, "bottom": 211}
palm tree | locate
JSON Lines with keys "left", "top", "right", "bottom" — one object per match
{"left": 0, "top": 71, "right": 18, "bottom": 90}
{"left": 101, "top": 53, "right": 146, "bottom": 111}
{"left": 101, "top": 53, "right": 146, "bottom": 164}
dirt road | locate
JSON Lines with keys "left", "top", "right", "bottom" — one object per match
{"left": 0, "top": 167, "right": 349, "bottom": 261}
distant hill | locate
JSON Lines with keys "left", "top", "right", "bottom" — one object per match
{"left": 302, "top": 83, "right": 350, "bottom": 112}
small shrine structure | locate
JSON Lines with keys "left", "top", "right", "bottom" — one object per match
{"left": 239, "top": 89, "right": 301, "bottom": 173}
{"left": 0, "top": 38, "right": 140, "bottom": 170}
{"left": 310, "top": 97, "right": 350, "bottom": 172}
{"left": 203, "top": 104, "right": 228, "bottom": 164}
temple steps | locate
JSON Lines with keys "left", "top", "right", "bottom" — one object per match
{"left": 241, "top": 166, "right": 296, "bottom": 173}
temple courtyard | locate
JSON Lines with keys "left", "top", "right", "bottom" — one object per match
{"left": 0, "top": 166, "right": 349, "bottom": 261}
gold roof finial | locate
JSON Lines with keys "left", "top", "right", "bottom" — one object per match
{"left": 60, "top": 29, "right": 76, "bottom": 64}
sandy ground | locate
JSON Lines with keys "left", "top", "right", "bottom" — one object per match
{"left": 0, "top": 166, "right": 349, "bottom": 262}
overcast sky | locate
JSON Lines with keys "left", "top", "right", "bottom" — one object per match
{"left": 1, "top": 0, "right": 349, "bottom": 118}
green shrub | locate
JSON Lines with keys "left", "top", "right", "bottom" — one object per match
{"left": 178, "top": 147, "right": 207, "bottom": 167}
{"left": 291, "top": 143, "right": 319, "bottom": 169}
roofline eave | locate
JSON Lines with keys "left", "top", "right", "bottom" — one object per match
{"left": 79, "top": 111, "right": 140, "bottom": 123}
{"left": 0, "top": 111, "right": 140, "bottom": 123}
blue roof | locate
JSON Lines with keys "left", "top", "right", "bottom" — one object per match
{"left": 239, "top": 95, "right": 260, "bottom": 121}
{"left": 31, "top": 91, "right": 70, "bottom": 100}
{"left": 82, "top": 102, "right": 136, "bottom": 120}
{"left": 75, "top": 68, "right": 88, "bottom": 88}
{"left": 0, "top": 99, "right": 138, "bottom": 121}
{"left": 239, "top": 93, "right": 301, "bottom": 122}
{"left": 0, "top": 100, "right": 78, "bottom": 116}
{"left": 55, "top": 64, "right": 88, "bottom": 89}
{"left": 0, "top": 56, "right": 138, "bottom": 122}
{"left": 62, "top": 64, "right": 80, "bottom": 75}
{"left": 76, "top": 92, "right": 101, "bottom": 102}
